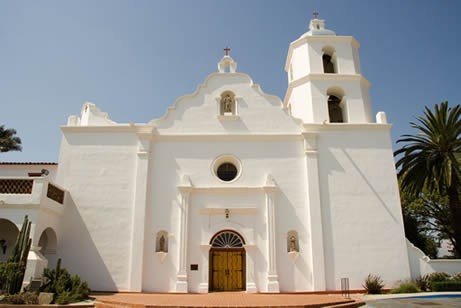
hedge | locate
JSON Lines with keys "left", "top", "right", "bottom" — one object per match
{"left": 430, "top": 280, "right": 461, "bottom": 292}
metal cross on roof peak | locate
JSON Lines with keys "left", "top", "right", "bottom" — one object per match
{"left": 313, "top": 11, "right": 319, "bottom": 19}
{"left": 224, "top": 47, "right": 231, "bottom": 56}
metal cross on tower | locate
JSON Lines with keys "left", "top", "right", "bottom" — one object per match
{"left": 313, "top": 11, "right": 319, "bottom": 19}
{"left": 224, "top": 47, "right": 231, "bottom": 56}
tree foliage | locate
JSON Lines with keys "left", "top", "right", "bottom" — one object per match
{"left": 400, "top": 188, "right": 443, "bottom": 258}
{"left": 0, "top": 125, "right": 22, "bottom": 152}
{"left": 395, "top": 101, "right": 461, "bottom": 257}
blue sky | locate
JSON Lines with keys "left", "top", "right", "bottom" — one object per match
{"left": 1, "top": 0, "right": 460, "bottom": 162}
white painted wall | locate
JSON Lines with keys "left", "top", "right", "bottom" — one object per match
{"left": 55, "top": 131, "right": 138, "bottom": 291}
{"left": 407, "top": 240, "right": 461, "bottom": 279}
{"left": 316, "top": 125, "right": 411, "bottom": 290}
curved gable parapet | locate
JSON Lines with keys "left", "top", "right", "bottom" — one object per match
{"left": 148, "top": 72, "right": 253, "bottom": 126}
{"left": 149, "top": 72, "right": 302, "bottom": 134}
{"left": 67, "top": 102, "right": 118, "bottom": 127}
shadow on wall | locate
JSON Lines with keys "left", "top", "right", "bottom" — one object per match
{"left": 319, "top": 140, "right": 402, "bottom": 290}
{"left": 59, "top": 195, "right": 117, "bottom": 291}
{"left": 340, "top": 149, "right": 399, "bottom": 223}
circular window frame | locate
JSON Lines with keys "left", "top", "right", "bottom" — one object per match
{"left": 212, "top": 155, "right": 242, "bottom": 183}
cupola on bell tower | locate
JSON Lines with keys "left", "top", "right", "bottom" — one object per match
{"left": 284, "top": 13, "right": 373, "bottom": 124}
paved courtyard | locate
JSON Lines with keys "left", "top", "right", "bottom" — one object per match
{"left": 95, "top": 292, "right": 362, "bottom": 308}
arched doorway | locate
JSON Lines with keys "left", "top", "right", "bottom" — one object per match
{"left": 0, "top": 219, "right": 20, "bottom": 262}
{"left": 209, "top": 230, "right": 246, "bottom": 292}
{"left": 38, "top": 228, "right": 58, "bottom": 267}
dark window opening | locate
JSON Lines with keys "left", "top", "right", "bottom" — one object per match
{"left": 328, "top": 95, "right": 344, "bottom": 123}
{"left": 217, "top": 163, "right": 238, "bottom": 182}
{"left": 323, "top": 54, "right": 335, "bottom": 73}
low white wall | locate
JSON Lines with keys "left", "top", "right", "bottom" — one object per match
{"left": 407, "top": 240, "right": 461, "bottom": 278}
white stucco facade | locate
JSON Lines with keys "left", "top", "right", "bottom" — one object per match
{"left": 4, "top": 17, "right": 454, "bottom": 293}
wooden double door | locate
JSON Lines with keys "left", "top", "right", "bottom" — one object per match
{"left": 209, "top": 248, "right": 246, "bottom": 292}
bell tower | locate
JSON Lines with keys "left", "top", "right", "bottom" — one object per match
{"left": 284, "top": 13, "right": 373, "bottom": 124}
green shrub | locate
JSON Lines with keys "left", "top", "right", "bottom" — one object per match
{"left": 431, "top": 280, "right": 461, "bottom": 291}
{"left": 363, "top": 274, "right": 384, "bottom": 294}
{"left": 423, "top": 272, "right": 451, "bottom": 284}
{"left": 40, "top": 264, "right": 90, "bottom": 304}
{"left": 0, "top": 292, "right": 38, "bottom": 304}
{"left": 55, "top": 291, "right": 80, "bottom": 305}
{"left": 423, "top": 272, "right": 452, "bottom": 291}
{"left": 415, "top": 276, "right": 428, "bottom": 292}
{"left": 391, "top": 281, "right": 421, "bottom": 293}
{"left": 0, "top": 262, "right": 24, "bottom": 294}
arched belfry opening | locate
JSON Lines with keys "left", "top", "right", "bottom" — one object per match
{"left": 322, "top": 46, "right": 337, "bottom": 74}
{"left": 209, "top": 230, "right": 246, "bottom": 292}
{"left": 327, "top": 87, "right": 346, "bottom": 123}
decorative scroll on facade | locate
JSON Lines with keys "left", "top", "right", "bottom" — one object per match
{"left": 0, "top": 179, "right": 33, "bottom": 194}
{"left": 46, "top": 183, "right": 64, "bottom": 204}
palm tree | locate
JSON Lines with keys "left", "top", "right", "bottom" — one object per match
{"left": 0, "top": 125, "right": 22, "bottom": 152}
{"left": 394, "top": 101, "right": 461, "bottom": 257}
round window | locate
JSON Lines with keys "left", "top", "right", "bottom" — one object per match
{"left": 216, "top": 163, "right": 238, "bottom": 182}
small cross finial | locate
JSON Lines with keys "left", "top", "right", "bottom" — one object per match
{"left": 313, "top": 11, "right": 319, "bottom": 19}
{"left": 224, "top": 47, "right": 231, "bottom": 56}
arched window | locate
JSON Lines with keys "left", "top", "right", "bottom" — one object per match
{"left": 220, "top": 91, "right": 236, "bottom": 115}
{"left": 210, "top": 230, "right": 244, "bottom": 248}
{"left": 322, "top": 46, "right": 337, "bottom": 74}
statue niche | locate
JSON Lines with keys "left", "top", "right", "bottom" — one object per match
{"left": 156, "top": 231, "right": 168, "bottom": 253}
{"left": 220, "top": 92, "right": 236, "bottom": 115}
{"left": 287, "top": 231, "right": 299, "bottom": 253}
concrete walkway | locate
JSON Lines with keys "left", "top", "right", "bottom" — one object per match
{"left": 353, "top": 292, "right": 461, "bottom": 307}
{"left": 94, "top": 292, "right": 364, "bottom": 308}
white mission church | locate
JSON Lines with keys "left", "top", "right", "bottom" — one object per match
{"left": 1, "top": 16, "right": 458, "bottom": 293}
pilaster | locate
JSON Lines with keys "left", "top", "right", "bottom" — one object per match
{"left": 176, "top": 176, "right": 192, "bottom": 292}
{"left": 243, "top": 244, "right": 258, "bottom": 293}
{"left": 303, "top": 132, "right": 326, "bottom": 290}
{"left": 263, "top": 175, "right": 280, "bottom": 292}
{"left": 128, "top": 133, "right": 151, "bottom": 291}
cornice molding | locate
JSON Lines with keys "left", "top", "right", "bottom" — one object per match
{"left": 285, "top": 35, "right": 360, "bottom": 71}
{"left": 302, "top": 123, "right": 392, "bottom": 132}
{"left": 284, "top": 73, "right": 370, "bottom": 104}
